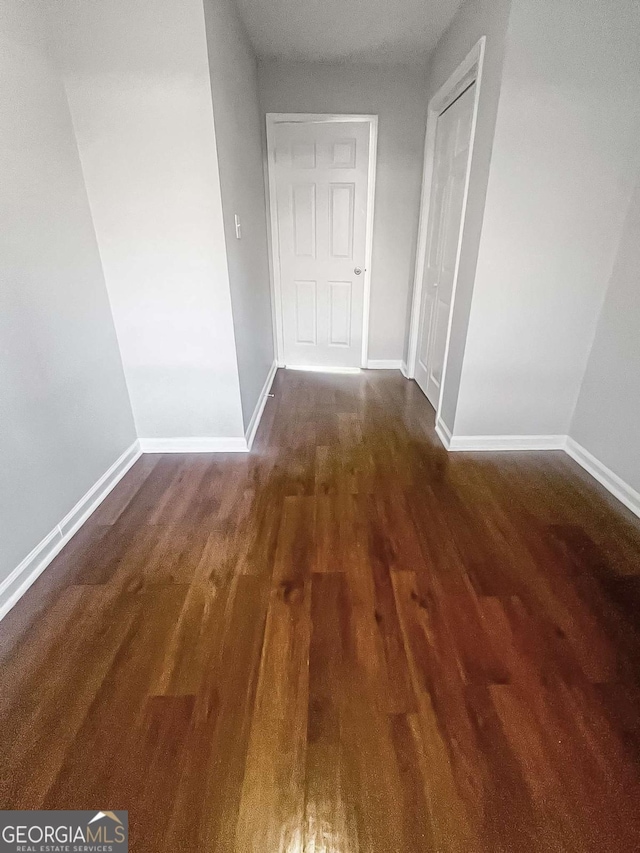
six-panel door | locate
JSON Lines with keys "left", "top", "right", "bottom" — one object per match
{"left": 273, "top": 121, "right": 371, "bottom": 368}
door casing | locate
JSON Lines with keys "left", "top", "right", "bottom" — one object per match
{"left": 406, "top": 39, "right": 486, "bottom": 430}
{"left": 265, "top": 113, "right": 378, "bottom": 370}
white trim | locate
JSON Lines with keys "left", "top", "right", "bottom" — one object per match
{"left": 565, "top": 437, "right": 640, "bottom": 519}
{"left": 245, "top": 361, "right": 278, "bottom": 450}
{"left": 265, "top": 113, "right": 378, "bottom": 370}
{"left": 407, "top": 38, "right": 486, "bottom": 425}
{"left": 400, "top": 361, "right": 410, "bottom": 379}
{"left": 265, "top": 113, "right": 377, "bottom": 124}
{"left": 143, "top": 363, "right": 279, "bottom": 456}
{"left": 446, "top": 434, "right": 565, "bottom": 452}
{"left": 285, "top": 365, "right": 361, "bottom": 374}
{"left": 367, "top": 359, "right": 403, "bottom": 370}
{"left": 139, "top": 437, "right": 248, "bottom": 453}
{"left": 361, "top": 117, "right": 378, "bottom": 368}
{"left": 265, "top": 116, "right": 285, "bottom": 361}
{"left": 58, "top": 441, "right": 142, "bottom": 538}
{"left": 262, "top": 138, "right": 280, "bottom": 370}
{"left": 0, "top": 440, "right": 142, "bottom": 622}
{"left": 435, "top": 417, "right": 452, "bottom": 449}
{"left": 433, "top": 428, "right": 640, "bottom": 518}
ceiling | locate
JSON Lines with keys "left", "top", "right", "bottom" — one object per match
{"left": 234, "top": 0, "right": 464, "bottom": 64}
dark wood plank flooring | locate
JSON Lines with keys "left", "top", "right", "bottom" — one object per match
{"left": 1, "top": 369, "right": 640, "bottom": 851}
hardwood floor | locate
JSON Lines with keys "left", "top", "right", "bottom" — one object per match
{"left": 1, "top": 368, "right": 640, "bottom": 851}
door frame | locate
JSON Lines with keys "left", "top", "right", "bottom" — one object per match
{"left": 265, "top": 113, "right": 378, "bottom": 369}
{"left": 406, "top": 38, "right": 486, "bottom": 413}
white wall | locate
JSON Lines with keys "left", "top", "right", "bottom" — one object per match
{"left": 203, "top": 0, "right": 274, "bottom": 430}
{"left": 258, "top": 61, "right": 428, "bottom": 363}
{"left": 450, "top": 0, "right": 640, "bottom": 437}
{"left": 421, "top": 0, "right": 513, "bottom": 429}
{"left": 0, "top": 0, "right": 136, "bottom": 584}
{"left": 60, "top": 0, "right": 245, "bottom": 440}
{"left": 570, "top": 175, "right": 640, "bottom": 495}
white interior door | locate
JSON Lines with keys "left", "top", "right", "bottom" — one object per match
{"left": 415, "top": 82, "right": 475, "bottom": 406}
{"left": 272, "top": 120, "right": 371, "bottom": 369}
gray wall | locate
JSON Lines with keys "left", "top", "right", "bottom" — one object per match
{"left": 451, "top": 0, "right": 640, "bottom": 437}
{"left": 423, "top": 0, "right": 513, "bottom": 430}
{"left": 60, "top": 0, "right": 245, "bottom": 440}
{"left": 0, "top": 0, "right": 136, "bottom": 584}
{"left": 570, "top": 176, "right": 640, "bottom": 495}
{"left": 203, "top": 0, "right": 275, "bottom": 430}
{"left": 258, "top": 60, "right": 428, "bottom": 363}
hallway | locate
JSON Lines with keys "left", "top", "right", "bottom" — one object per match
{"left": 1, "top": 369, "right": 640, "bottom": 851}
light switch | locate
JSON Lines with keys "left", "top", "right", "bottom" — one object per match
{"left": 234, "top": 214, "right": 242, "bottom": 239}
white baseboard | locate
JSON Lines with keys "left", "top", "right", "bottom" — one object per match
{"left": 438, "top": 430, "right": 639, "bottom": 519}
{"left": 245, "top": 361, "right": 277, "bottom": 450}
{"left": 565, "top": 437, "right": 640, "bottom": 519}
{"left": 286, "top": 365, "right": 361, "bottom": 374}
{"left": 141, "top": 363, "right": 278, "bottom": 455}
{"left": 446, "top": 434, "right": 566, "bottom": 452}
{"left": 0, "top": 440, "right": 142, "bottom": 622}
{"left": 435, "top": 417, "right": 452, "bottom": 449}
{"left": 139, "top": 436, "right": 248, "bottom": 453}
{"left": 400, "top": 361, "right": 410, "bottom": 379}
{"left": 367, "top": 359, "right": 403, "bottom": 370}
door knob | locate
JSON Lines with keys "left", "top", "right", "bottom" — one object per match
{"left": 354, "top": 267, "right": 362, "bottom": 275}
